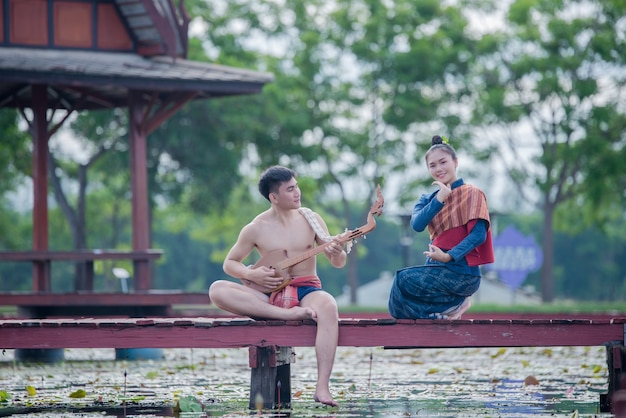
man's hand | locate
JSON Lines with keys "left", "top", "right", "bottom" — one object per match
{"left": 432, "top": 181, "right": 452, "bottom": 202}
{"left": 246, "top": 265, "right": 285, "bottom": 290}
{"left": 325, "top": 237, "right": 345, "bottom": 258}
{"left": 325, "top": 236, "right": 347, "bottom": 268}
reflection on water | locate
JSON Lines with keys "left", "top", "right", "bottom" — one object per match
{"left": 0, "top": 346, "right": 613, "bottom": 417}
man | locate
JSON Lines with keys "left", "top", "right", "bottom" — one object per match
{"left": 208, "top": 165, "right": 347, "bottom": 407}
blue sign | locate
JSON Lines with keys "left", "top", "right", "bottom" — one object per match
{"left": 486, "top": 225, "right": 543, "bottom": 290}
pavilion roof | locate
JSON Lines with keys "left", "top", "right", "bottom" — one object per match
{"left": 0, "top": 47, "right": 274, "bottom": 111}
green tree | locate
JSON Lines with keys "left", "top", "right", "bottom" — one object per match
{"left": 469, "top": 0, "right": 626, "bottom": 301}
{"left": 0, "top": 109, "right": 31, "bottom": 252}
{"left": 187, "top": 0, "right": 497, "bottom": 302}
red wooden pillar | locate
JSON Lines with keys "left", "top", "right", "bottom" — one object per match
{"left": 31, "top": 84, "right": 51, "bottom": 292}
{"left": 128, "top": 90, "right": 152, "bottom": 291}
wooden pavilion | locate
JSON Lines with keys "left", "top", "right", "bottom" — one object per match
{"left": 0, "top": 0, "right": 273, "bottom": 313}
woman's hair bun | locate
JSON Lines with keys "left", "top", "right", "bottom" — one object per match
{"left": 432, "top": 135, "right": 443, "bottom": 146}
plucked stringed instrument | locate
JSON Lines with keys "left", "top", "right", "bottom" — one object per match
{"left": 252, "top": 184, "right": 384, "bottom": 292}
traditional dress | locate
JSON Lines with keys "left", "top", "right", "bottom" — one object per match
{"left": 269, "top": 275, "right": 322, "bottom": 309}
{"left": 388, "top": 179, "right": 494, "bottom": 319}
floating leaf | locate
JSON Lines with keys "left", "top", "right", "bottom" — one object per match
{"left": 25, "top": 385, "right": 36, "bottom": 396}
{"left": 593, "top": 365, "right": 602, "bottom": 374}
{"left": 427, "top": 368, "right": 439, "bottom": 374}
{"left": 491, "top": 348, "right": 506, "bottom": 358}
{"left": 119, "top": 395, "right": 146, "bottom": 402}
{"left": 524, "top": 376, "right": 540, "bottom": 386}
{"left": 0, "top": 390, "right": 11, "bottom": 402}
{"left": 69, "top": 389, "right": 87, "bottom": 398}
{"left": 146, "top": 371, "right": 159, "bottom": 379}
{"left": 178, "top": 395, "right": 203, "bottom": 412}
{"left": 521, "top": 360, "right": 530, "bottom": 367}
{"left": 293, "top": 390, "right": 303, "bottom": 397}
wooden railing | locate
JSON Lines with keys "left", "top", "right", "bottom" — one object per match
{"left": 1, "top": 316, "right": 624, "bottom": 413}
{"left": 0, "top": 249, "right": 163, "bottom": 292}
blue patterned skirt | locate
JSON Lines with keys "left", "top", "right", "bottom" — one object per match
{"left": 388, "top": 264, "right": 480, "bottom": 319}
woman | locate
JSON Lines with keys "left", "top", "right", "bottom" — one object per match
{"left": 388, "top": 135, "right": 494, "bottom": 319}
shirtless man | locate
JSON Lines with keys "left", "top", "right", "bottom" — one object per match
{"left": 208, "top": 165, "right": 347, "bottom": 407}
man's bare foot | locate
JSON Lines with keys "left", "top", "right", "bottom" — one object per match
{"left": 314, "top": 391, "right": 338, "bottom": 407}
{"left": 287, "top": 306, "right": 317, "bottom": 321}
{"left": 448, "top": 298, "right": 471, "bottom": 320}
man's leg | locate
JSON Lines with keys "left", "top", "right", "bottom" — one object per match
{"left": 208, "top": 280, "right": 315, "bottom": 320}
{"left": 301, "top": 291, "right": 339, "bottom": 406}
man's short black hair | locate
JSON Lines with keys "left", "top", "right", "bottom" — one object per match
{"left": 258, "top": 165, "right": 297, "bottom": 201}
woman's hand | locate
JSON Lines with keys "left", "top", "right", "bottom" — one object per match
{"left": 423, "top": 244, "right": 452, "bottom": 263}
{"left": 432, "top": 181, "right": 452, "bottom": 202}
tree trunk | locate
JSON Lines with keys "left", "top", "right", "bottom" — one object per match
{"left": 541, "top": 200, "right": 555, "bottom": 302}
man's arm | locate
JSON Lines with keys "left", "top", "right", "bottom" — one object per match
{"left": 223, "top": 223, "right": 256, "bottom": 279}
{"left": 314, "top": 212, "right": 347, "bottom": 268}
{"left": 223, "top": 223, "right": 284, "bottom": 291}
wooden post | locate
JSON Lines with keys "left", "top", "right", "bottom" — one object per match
{"left": 31, "top": 84, "right": 50, "bottom": 292}
{"left": 602, "top": 342, "right": 626, "bottom": 413}
{"left": 613, "top": 375, "right": 626, "bottom": 417}
{"left": 128, "top": 90, "right": 152, "bottom": 291}
{"left": 248, "top": 346, "right": 294, "bottom": 410}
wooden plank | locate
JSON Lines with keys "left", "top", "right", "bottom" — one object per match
{"left": 0, "top": 318, "right": 622, "bottom": 350}
{"left": 0, "top": 249, "right": 163, "bottom": 262}
{"left": 0, "top": 292, "right": 208, "bottom": 306}
{"left": 340, "top": 319, "right": 618, "bottom": 347}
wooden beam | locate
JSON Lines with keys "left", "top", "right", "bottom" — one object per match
{"left": 31, "top": 85, "right": 50, "bottom": 291}
{"left": 0, "top": 317, "right": 622, "bottom": 350}
{"left": 143, "top": 92, "right": 197, "bottom": 135}
{"left": 128, "top": 90, "right": 152, "bottom": 291}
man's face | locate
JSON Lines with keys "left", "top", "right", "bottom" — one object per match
{"left": 271, "top": 177, "right": 301, "bottom": 208}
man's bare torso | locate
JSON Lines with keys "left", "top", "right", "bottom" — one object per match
{"left": 251, "top": 208, "right": 319, "bottom": 278}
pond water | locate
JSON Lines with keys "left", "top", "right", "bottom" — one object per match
{"left": 0, "top": 346, "right": 613, "bottom": 417}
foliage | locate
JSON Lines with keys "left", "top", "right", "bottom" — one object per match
{"left": 0, "top": 346, "right": 607, "bottom": 416}
{"left": 3, "top": 188, "right": 625, "bottom": 301}
{"left": 468, "top": 0, "right": 626, "bottom": 301}
{"left": 0, "top": 110, "right": 30, "bottom": 194}
{"left": 0, "top": 109, "right": 31, "bottom": 262}
{"left": 176, "top": 395, "right": 203, "bottom": 413}
{"left": 183, "top": 0, "right": 506, "bottom": 302}
{"left": 1, "top": 0, "right": 625, "bottom": 305}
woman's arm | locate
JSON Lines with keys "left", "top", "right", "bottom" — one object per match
{"left": 446, "top": 219, "right": 488, "bottom": 262}
{"left": 410, "top": 192, "right": 443, "bottom": 232}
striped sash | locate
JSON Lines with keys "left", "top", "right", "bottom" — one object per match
{"left": 428, "top": 184, "right": 490, "bottom": 240}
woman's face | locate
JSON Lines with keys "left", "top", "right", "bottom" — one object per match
{"left": 426, "top": 148, "right": 458, "bottom": 185}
